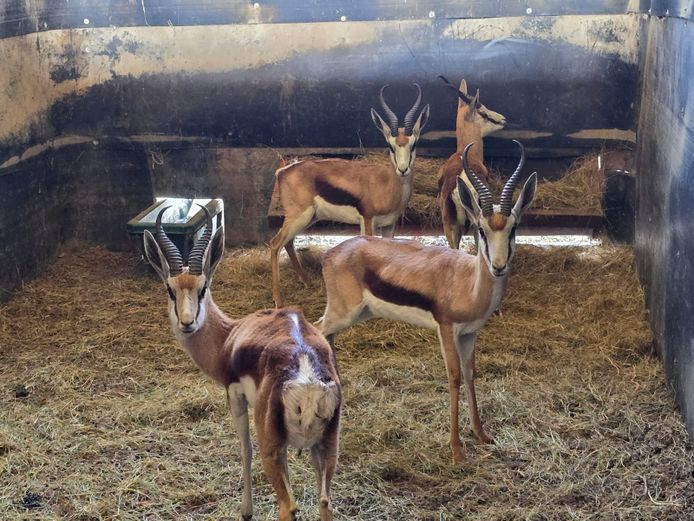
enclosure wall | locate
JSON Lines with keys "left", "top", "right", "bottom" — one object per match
{"left": 636, "top": 10, "right": 694, "bottom": 438}
{"left": 0, "top": 2, "right": 639, "bottom": 299}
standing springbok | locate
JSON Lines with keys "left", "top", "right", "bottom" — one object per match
{"left": 437, "top": 76, "right": 506, "bottom": 249}
{"left": 270, "top": 84, "right": 430, "bottom": 307}
{"left": 143, "top": 207, "right": 341, "bottom": 521}
{"left": 318, "top": 142, "right": 536, "bottom": 462}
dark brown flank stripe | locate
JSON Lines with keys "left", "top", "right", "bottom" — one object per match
{"left": 315, "top": 179, "right": 363, "bottom": 212}
{"left": 226, "top": 344, "right": 263, "bottom": 385}
{"left": 364, "top": 267, "right": 435, "bottom": 312}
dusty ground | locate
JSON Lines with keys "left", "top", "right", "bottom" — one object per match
{"left": 0, "top": 241, "right": 692, "bottom": 520}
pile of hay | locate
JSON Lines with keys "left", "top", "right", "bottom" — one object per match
{"left": 1, "top": 241, "right": 692, "bottom": 519}
{"left": 358, "top": 151, "right": 605, "bottom": 228}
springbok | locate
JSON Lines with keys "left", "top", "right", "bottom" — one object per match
{"left": 318, "top": 142, "right": 536, "bottom": 462}
{"left": 270, "top": 84, "right": 430, "bottom": 307}
{"left": 143, "top": 207, "right": 341, "bottom": 521}
{"left": 437, "top": 76, "right": 506, "bottom": 249}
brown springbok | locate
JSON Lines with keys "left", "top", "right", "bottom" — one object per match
{"left": 143, "top": 207, "right": 341, "bottom": 521}
{"left": 318, "top": 142, "right": 536, "bottom": 462}
{"left": 437, "top": 76, "right": 506, "bottom": 249}
{"left": 270, "top": 84, "right": 430, "bottom": 307}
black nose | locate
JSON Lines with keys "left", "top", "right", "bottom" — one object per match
{"left": 181, "top": 320, "right": 193, "bottom": 327}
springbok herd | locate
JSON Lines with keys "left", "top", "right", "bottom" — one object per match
{"left": 143, "top": 77, "right": 537, "bottom": 520}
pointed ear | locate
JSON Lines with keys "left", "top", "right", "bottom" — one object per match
{"left": 412, "top": 105, "right": 430, "bottom": 137}
{"left": 370, "top": 108, "right": 391, "bottom": 138}
{"left": 203, "top": 225, "right": 225, "bottom": 279}
{"left": 464, "top": 89, "right": 480, "bottom": 122}
{"left": 511, "top": 172, "right": 538, "bottom": 220}
{"left": 456, "top": 172, "right": 482, "bottom": 223}
{"left": 459, "top": 79, "right": 468, "bottom": 95}
{"left": 143, "top": 230, "right": 171, "bottom": 282}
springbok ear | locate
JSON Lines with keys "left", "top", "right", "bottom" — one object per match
{"left": 370, "top": 109, "right": 391, "bottom": 138}
{"left": 203, "top": 225, "right": 225, "bottom": 279}
{"left": 511, "top": 172, "right": 538, "bottom": 221}
{"left": 143, "top": 230, "right": 171, "bottom": 282}
{"left": 465, "top": 89, "right": 480, "bottom": 122}
{"left": 456, "top": 173, "right": 483, "bottom": 223}
{"left": 459, "top": 79, "right": 468, "bottom": 95}
{"left": 412, "top": 105, "right": 430, "bottom": 137}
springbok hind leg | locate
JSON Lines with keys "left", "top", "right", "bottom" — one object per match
{"left": 456, "top": 332, "right": 494, "bottom": 444}
{"left": 285, "top": 239, "right": 310, "bottom": 284}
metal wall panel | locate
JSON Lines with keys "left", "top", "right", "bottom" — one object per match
{"left": 636, "top": 14, "right": 694, "bottom": 437}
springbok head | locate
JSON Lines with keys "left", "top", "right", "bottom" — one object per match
{"left": 143, "top": 204, "right": 225, "bottom": 335}
{"left": 370, "top": 83, "right": 430, "bottom": 177}
{"left": 438, "top": 75, "right": 506, "bottom": 137}
{"left": 456, "top": 140, "right": 537, "bottom": 278}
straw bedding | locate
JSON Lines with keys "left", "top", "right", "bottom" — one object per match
{"left": 1, "top": 241, "right": 692, "bottom": 520}
{"left": 359, "top": 151, "right": 605, "bottom": 227}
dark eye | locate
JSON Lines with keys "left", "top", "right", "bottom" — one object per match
{"left": 199, "top": 285, "right": 207, "bottom": 300}
{"left": 410, "top": 142, "right": 417, "bottom": 152}
{"left": 387, "top": 143, "right": 395, "bottom": 153}
{"left": 510, "top": 225, "right": 517, "bottom": 239}
{"left": 166, "top": 285, "right": 176, "bottom": 301}
{"left": 478, "top": 228, "right": 486, "bottom": 241}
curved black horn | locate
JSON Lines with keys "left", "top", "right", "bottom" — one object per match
{"left": 379, "top": 85, "right": 399, "bottom": 137}
{"left": 500, "top": 140, "right": 527, "bottom": 216}
{"left": 462, "top": 143, "right": 493, "bottom": 217}
{"left": 188, "top": 204, "right": 213, "bottom": 275}
{"left": 438, "top": 75, "right": 475, "bottom": 105}
{"left": 155, "top": 206, "right": 184, "bottom": 275}
{"left": 403, "top": 83, "right": 422, "bottom": 135}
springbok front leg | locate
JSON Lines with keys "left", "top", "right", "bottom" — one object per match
{"left": 228, "top": 391, "right": 253, "bottom": 520}
{"left": 437, "top": 323, "right": 466, "bottom": 461}
{"left": 456, "top": 332, "right": 493, "bottom": 444}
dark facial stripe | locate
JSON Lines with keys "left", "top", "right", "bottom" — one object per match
{"left": 364, "top": 268, "right": 435, "bottom": 312}
{"left": 315, "top": 179, "right": 363, "bottom": 212}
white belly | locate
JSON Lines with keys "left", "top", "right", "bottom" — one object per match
{"left": 314, "top": 196, "right": 361, "bottom": 224}
{"left": 227, "top": 375, "right": 257, "bottom": 408}
{"left": 362, "top": 290, "right": 438, "bottom": 330}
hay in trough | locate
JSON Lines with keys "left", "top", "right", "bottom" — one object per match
{"left": 1, "top": 241, "right": 692, "bottom": 520}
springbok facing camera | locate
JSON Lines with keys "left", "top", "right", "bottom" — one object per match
{"left": 270, "top": 84, "right": 430, "bottom": 307}
{"left": 437, "top": 76, "right": 507, "bottom": 249}
{"left": 318, "top": 142, "right": 536, "bottom": 462}
{"left": 143, "top": 207, "right": 341, "bottom": 521}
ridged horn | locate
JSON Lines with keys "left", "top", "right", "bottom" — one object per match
{"left": 438, "top": 75, "right": 476, "bottom": 106}
{"left": 379, "top": 84, "right": 399, "bottom": 137}
{"left": 462, "top": 143, "right": 493, "bottom": 217}
{"left": 500, "top": 140, "right": 527, "bottom": 216}
{"left": 403, "top": 83, "right": 422, "bottom": 135}
{"left": 188, "top": 204, "right": 213, "bottom": 275}
{"left": 155, "top": 206, "right": 183, "bottom": 276}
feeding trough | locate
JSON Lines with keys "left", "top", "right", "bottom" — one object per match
{"left": 127, "top": 198, "right": 224, "bottom": 262}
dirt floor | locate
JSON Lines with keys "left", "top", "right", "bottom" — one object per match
{"left": 1, "top": 240, "right": 693, "bottom": 520}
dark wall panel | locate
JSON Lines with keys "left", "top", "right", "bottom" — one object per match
{"left": 636, "top": 15, "right": 694, "bottom": 437}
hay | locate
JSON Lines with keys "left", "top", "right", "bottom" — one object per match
{"left": 1, "top": 241, "right": 692, "bottom": 520}
{"left": 302, "top": 151, "right": 606, "bottom": 229}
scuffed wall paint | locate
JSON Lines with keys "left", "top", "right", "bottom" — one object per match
{"left": 443, "top": 15, "right": 638, "bottom": 64}
{"left": 0, "top": 13, "right": 639, "bottom": 160}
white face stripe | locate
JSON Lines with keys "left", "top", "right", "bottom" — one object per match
{"left": 386, "top": 135, "right": 417, "bottom": 176}
{"left": 477, "top": 215, "right": 518, "bottom": 276}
